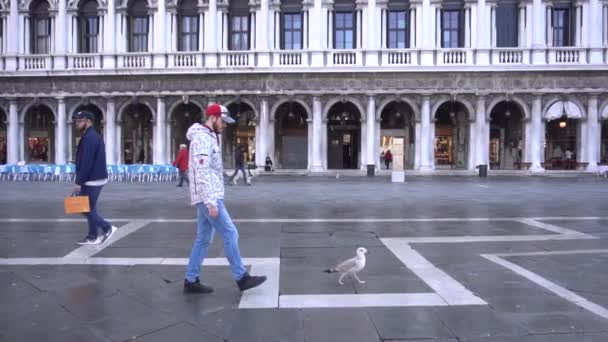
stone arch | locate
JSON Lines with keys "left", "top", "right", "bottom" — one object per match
{"left": 20, "top": 0, "right": 54, "bottom": 11}
{"left": 486, "top": 95, "right": 531, "bottom": 121}
{"left": 376, "top": 96, "right": 420, "bottom": 122}
{"left": 167, "top": 98, "right": 204, "bottom": 122}
{"left": 19, "top": 99, "right": 56, "bottom": 124}
{"left": 68, "top": 98, "right": 106, "bottom": 122}
{"left": 270, "top": 98, "right": 312, "bottom": 121}
{"left": 543, "top": 97, "right": 586, "bottom": 121}
{"left": 323, "top": 96, "right": 366, "bottom": 121}
{"left": 117, "top": 98, "right": 156, "bottom": 122}
{"left": 223, "top": 98, "right": 259, "bottom": 121}
{"left": 67, "top": 0, "right": 105, "bottom": 10}
{"left": 431, "top": 96, "right": 476, "bottom": 122}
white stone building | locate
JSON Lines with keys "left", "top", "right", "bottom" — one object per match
{"left": 0, "top": 0, "right": 608, "bottom": 172}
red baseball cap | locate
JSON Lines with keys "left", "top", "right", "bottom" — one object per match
{"left": 206, "top": 104, "right": 235, "bottom": 124}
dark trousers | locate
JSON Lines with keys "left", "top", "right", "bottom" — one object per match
{"left": 178, "top": 171, "right": 189, "bottom": 186}
{"left": 230, "top": 165, "right": 248, "bottom": 183}
{"left": 80, "top": 185, "right": 111, "bottom": 239}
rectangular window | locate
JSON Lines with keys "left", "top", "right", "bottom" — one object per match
{"left": 79, "top": 16, "right": 99, "bottom": 53}
{"left": 553, "top": 8, "right": 572, "bottom": 47}
{"left": 441, "top": 10, "right": 463, "bottom": 48}
{"left": 334, "top": 12, "right": 355, "bottom": 49}
{"left": 33, "top": 17, "right": 51, "bottom": 54}
{"left": 230, "top": 15, "right": 249, "bottom": 50}
{"left": 179, "top": 15, "right": 199, "bottom": 51}
{"left": 282, "top": 13, "right": 302, "bottom": 50}
{"left": 387, "top": 10, "right": 409, "bottom": 49}
{"left": 496, "top": 3, "right": 518, "bottom": 47}
{"left": 129, "top": 16, "right": 149, "bottom": 52}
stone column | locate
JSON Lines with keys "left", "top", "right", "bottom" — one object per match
{"left": 546, "top": 4, "right": 553, "bottom": 47}
{"left": 588, "top": 0, "right": 603, "bottom": 63}
{"left": 311, "top": 96, "right": 324, "bottom": 171}
{"left": 103, "top": 0, "right": 116, "bottom": 67}
{"left": 55, "top": 97, "right": 67, "bottom": 164}
{"left": 586, "top": 94, "right": 600, "bottom": 171}
{"left": 419, "top": 95, "right": 433, "bottom": 171}
{"left": 529, "top": 95, "right": 545, "bottom": 172}
{"left": 54, "top": 0, "right": 67, "bottom": 69}
{"left": 153, "top": 0, "right": 167, "bottom": 68}
{"left": 7, "top": 99, "right": 19, "bottom": 164}
{"left": 257, "top": 0, "right": 270, "bottom": 66}
{"left": 476, "top": 0, "right": 490, "bottom": 65}
{"left": 366, "top": 0, "right": 379, "bottom": 66}
{"left": 308, "top": 0, "right": 327, "bottom": 67}
{"left": 420, "top": 0, "right": 435, "bottom": 65}
{"left": 575, "top": 3, "right": 582, "bottom": 47}
{"left": 205, "top": 0, "right": 218, "bottom": 65}
{"left": 105, "top": 97, "right": 117, "bottom": 165}
{"left": 5, "top": 0, "right": 18, "bottom": 70}
{"left": 366, "top": 95, "right": 376, "bottom": 173}
{"left": 257, "top": 97, "right": 270, "bottom": 168}
{"left": 475, "top": 95, "right": 489, "bottom": 168}
{"left": 154, "top": 96, "right": 166, "bottom": 164}
{"left": 531, "top": 0, "right": 546, "bottom": 64}
{"left": 518, "top": 3, "right": 526, "bottom": 47}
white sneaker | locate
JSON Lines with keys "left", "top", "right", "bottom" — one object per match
{"left": 101, "top": 226, "right": 118, "bottom": 243}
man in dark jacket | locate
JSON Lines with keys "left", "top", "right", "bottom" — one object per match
{"left": 73, "top": 111, "right": 117, "bottom": 245}
{"left": 229, "top": 145, "right": 249, "bottom": 185}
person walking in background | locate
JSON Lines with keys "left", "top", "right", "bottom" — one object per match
{"left": 183, "top": 103, "right": 266, "bottom": 294}
{"left": 229, "top": 145, "right": 249, "bottom": 185}
{"left": 73, "top": 111, "right": 118, "bottom": 245}
{"left": 384, "top": 150, "right": 393, "bottom": 170}
{"left": 173, "top": 144, "right": 189, "bottom": 187}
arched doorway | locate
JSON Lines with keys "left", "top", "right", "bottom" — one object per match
{"left": 489, "top": 101, "right": 524, "bottom": 169}
{"left": 121, "top": 103, "right": 153, "bottom": 164}
{"left": 0, "top": 109, "right": 6, "bottom": 164}
{"left": 327, "top": 102, "right": 361, "bottom": 169}
{"left": 434, "top": 101, "right": 469, "bottom": 169}
{"left": 544, "top": 118, "right": 579, "bottom": 170}
{"left": 380, "top": 101, "right": 415, "bottom": 170}
{"left": 24, "top": 104, "right": 55, "bottom": 163}
{"left": 169, "top": 103, "right": 202, "bottom": 161}
{"left": 223, "top": 102, "right": 256, "bottom": 169}
{"left": 275, "top": 102, "right": 308, "bottom": 169}
{"left": 71, "top": 104, "right": 104, "bottom": 162}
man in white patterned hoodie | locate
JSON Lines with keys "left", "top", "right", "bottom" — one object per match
{"left": 183, "top": 103, "right": 267, "bottom": 294}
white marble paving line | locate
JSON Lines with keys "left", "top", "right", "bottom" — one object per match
{"left": 381, "top": 238, "right": 487, "bottom": 306}
{"left": 63, "top": 220, "right": 151, "bottom": 260}
{"left": 389, "top": 234, "right": 597, "bottom": 244}
{"left": 279, "top": 293, "right": 448, "bottom": 308}
{"left": 2, "top": 216, "right": 608, "bottom": 223}
{"left": 0, "top": 257, "right": 280, "bottom": 266}
{"left": 490, "top": 249, "right": 608, "bottom": 257}
{"left": 481, "top": 253, "right": 608, "bottom": 320}
{"left": 239, "top": 262, "right": 281, "bottom": 309}
{"left": 517, "top": 218, "right": 593, "bottom": 236}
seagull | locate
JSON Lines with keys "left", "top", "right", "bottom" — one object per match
{"left": 323, "top": 247, "right": 368, "bottom": 285}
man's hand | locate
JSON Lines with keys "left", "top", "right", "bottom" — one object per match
{"left": 207, "top": 204, "right": 219, "bottom": 219}
{"left": 73, "top": 185, "right": 81, "bottom": 194}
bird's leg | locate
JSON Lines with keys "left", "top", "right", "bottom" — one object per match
{"left": 354, "top": 272, "right": 366, "bottom": 284}
{"left": 338, "top": 273, "right": 346, "bottom": 285}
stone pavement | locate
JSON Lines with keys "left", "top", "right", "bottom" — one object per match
{"left": 1, "top": 176, "right": 608, "bottom": 342}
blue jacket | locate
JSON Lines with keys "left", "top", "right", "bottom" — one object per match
{"left": 75, "top": 127, "right": 108, "bottom": 186}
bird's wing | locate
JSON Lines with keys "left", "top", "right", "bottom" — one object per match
{"left": 334, "top": 257, "right": 357, "bottom": 272}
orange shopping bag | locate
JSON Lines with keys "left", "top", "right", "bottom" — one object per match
{"left": 64, "top": 192, "right": 90, "bottom": 214}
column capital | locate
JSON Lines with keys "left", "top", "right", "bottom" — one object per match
{"left": 56, "top": 96, "right": 66, "bottom": 103}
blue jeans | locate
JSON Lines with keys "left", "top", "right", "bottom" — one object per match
{"left": 185, "top": 200, "right": 247, "bottom": 282}
{"left": 80, "top": 185, "right": 111, "bottom": 239}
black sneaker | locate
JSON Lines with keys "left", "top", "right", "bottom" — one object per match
{"left": 184, "top": 278, "right": 214, "bottom": 294}
{"left": 236, "top": 273, "right": 267, "bottom": 292}
{"left": 77, "top": 236, "right": 100, "bottom": 245}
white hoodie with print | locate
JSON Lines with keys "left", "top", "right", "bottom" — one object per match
{"left": 186, "top": 123, "right": 225, "bottom": 207}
